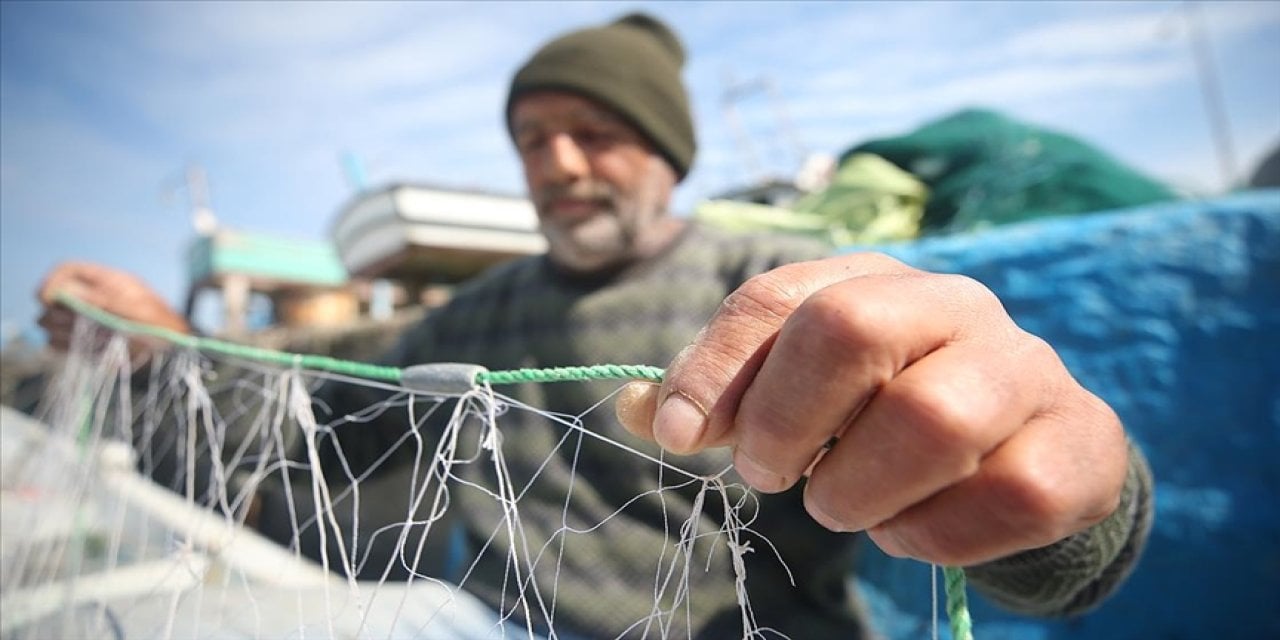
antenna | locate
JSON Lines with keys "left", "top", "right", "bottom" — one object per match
{"left": 340, "top": 151, "right": 369, "bottom": 192}
{"left": 1185, "top": 1, "right": 1239, "bottom": 189}
{"left": 186, "top": 164, "right": 219, "bottom": 235}
{"left": 160, "top": 163, "right": 219, "bottom": 235}
{"left": 721, "top": 71, "right": 809, "bottom": 183}
{"left": 761, "top": 77, "right": 808, "bottom": 170}
{"left": 722, "top": 70, "right": 767, "bottom": 183}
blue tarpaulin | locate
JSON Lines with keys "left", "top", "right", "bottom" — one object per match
{"left": 851, "top": 191, "right": 1280, "bottom": 639}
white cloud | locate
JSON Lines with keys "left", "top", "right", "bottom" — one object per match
{"left": 787, "top": 57, "right": 1190, "bottom": 128}
{"left": 1006, "top": 2, "right": 1280, "bottom": 61}
{"left": 11, "top": 3, "right": 536, "bottom": 157}
{"left": 1005, "top": 10, "right": 1178, "bottom": 60}
{"left": 939, "top": 59, "right": 1188, "bottom": 103}
{"left": 1194, "top": 1, "right": 1280, "bottom": 39}
{"left": 132, "top": 1, "right": 410, "bottom": 61}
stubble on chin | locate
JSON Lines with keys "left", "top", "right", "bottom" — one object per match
{"left": 542, "top": 209, "right": 629, "bottom": 272}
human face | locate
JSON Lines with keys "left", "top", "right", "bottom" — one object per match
{"left": 511, "top": 91, "right": 678, "bottom": 273}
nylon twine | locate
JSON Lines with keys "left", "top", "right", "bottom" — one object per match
{"left": 56, "top": 291, "right": 974, "bottom": 638}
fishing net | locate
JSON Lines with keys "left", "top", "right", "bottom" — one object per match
{"left": 0, "top": 305, "right": 970, "bottom": 640}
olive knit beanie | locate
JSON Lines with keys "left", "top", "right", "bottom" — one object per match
{"left": 506, "top": 13, "right": 697, "bottom": 181}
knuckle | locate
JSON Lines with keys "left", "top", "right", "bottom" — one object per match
{"left": 934, "top": 273, "right": 1011, "bottom": 328}
{"left": 723, "top": 269, "right": 809, "bottom": 324}
{"left": 1081, "top": 481, "right": 1123, "bottom": 528}
{"left": 841, "top": 250, "right": 912, "bottom": 274}
{"left": 667, "top": 336, "right": 747, "bottom": 391}
{"left": 940, "top": 273, "right": 1000, "bottom": 307}
{"left": 803, "top": 479, "right": 866, "bottom": 532}
{"left": 892, "top": 523, "right": 967, "bottom": 565}
{"left": 737, "top": 400, "right": 799, "bottom": 448}
{"left": 1017, "top": 331, "right": 1062, "bottom": 370}
{"left": 987, "top": 465, "right": 1077, "bottom": 542}
{"left": 883, "top": 376, "right": 991, "bottom": 460}
{"left": 789, "top": 286, "right": 884, "bottom": 354}
{"left": 798, "top": 288, "right": 880, "bottom": 343}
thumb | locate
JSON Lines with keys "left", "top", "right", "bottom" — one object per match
{"left": 651, "top": 253, "right": 911, "bottom": 454}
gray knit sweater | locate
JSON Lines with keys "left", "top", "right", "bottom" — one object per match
{"left": 272, "top": 223, "right": 1152, "bottom": 639}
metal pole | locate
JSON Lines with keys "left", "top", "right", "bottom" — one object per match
{"left": 1186, "top": 1, "right": 1239, "bottom": 189}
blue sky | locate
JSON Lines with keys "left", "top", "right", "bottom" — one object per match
{"left": 2, "top": 1, "right": 1278, "bottom": 344}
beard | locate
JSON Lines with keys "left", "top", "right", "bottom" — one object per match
{"left": 541, "top": 213, "right": 636, "bottom": 272}
{"left": 535, "top": 181, "right": 640, "bottom": 272}
{"left": 530, "top": 155, "right": 675, "bottom": 273}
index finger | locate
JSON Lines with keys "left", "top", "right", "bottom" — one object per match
{"left": 36, "top": 262, "right": 117, "bottom": 305}
{"left": 651, "top": 252, "right": 911, "bottom": 454}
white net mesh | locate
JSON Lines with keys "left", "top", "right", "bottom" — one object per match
{"left": 1, "top": 318, "right": 787, "bottom": 640}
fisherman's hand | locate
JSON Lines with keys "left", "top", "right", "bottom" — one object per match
{"left": 37, "top": 261, "right": 190, "bottom": 361}
{"left": 616, "top": 253, "right": 1128, "bottom": 566}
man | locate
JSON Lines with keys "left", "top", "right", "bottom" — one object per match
{"left": 38, "top": 13, "right": 1151, "bottom": 639}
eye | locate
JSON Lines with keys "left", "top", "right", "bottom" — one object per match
{"left": 516, "top": 131, "right": 547, "bottom": 155}
{"left": 574, "top": 127, "right": 617, "bottom": 150}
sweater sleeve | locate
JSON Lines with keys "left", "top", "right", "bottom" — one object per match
{"left": 964, "top": 440, "right": 1154, "bottom": 617}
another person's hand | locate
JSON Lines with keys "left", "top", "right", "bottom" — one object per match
{"left": 617, "top": 253, "right": 1128, "bottom": 566}
{"left": 37, "top": 261, "right": 190, "bottom": 362}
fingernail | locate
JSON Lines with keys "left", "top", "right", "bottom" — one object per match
{"left": 734, "top": 448, "right": 788, "bottom": 493}
{"left": 653, "top": 392, "right": 707, "bottom": 453}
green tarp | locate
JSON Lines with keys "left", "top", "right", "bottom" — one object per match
{"left": 697, "top": 108, "right": 1180, "bottom": 243}
{"left": 842, "top": 108, "right": 1179, "bottom": 233}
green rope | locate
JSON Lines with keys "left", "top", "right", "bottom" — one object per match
{"left": 55, "top": 293, "right": 659, "bottom": 386}
{"left": 58, "top": 293, "right": 404, "bottom": 383}
{"left": 56, "top": 291, "right": 973, "bottom": 636}
{"left": 945, "top": 565, "right": 974, "bottom": 640}
{"left": 479, "top": 364, "right": 664, "bottom": 385}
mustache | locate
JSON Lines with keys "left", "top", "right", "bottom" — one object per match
{"left": 535, "top": 182, "right": 616, "bottom": 211}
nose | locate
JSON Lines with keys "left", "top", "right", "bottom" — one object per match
{"left": 542, "top": 132, "right": 589, "bottom": 184}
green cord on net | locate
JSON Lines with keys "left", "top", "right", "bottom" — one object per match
{"left": 54, "top": 292, "right": 657, "bottom": 388}
{"left": 56, "top": 291, "right": 974, "bottom": 637}
{"left": 945, "top": 565, "right": 974, "bottom": 640}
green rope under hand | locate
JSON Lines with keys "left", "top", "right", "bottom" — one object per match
{"left": 945, "top": 565, "right": 974, "bottom": 640}
{"left": 56, "top": 291, "right": 974, "bottom": 637}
